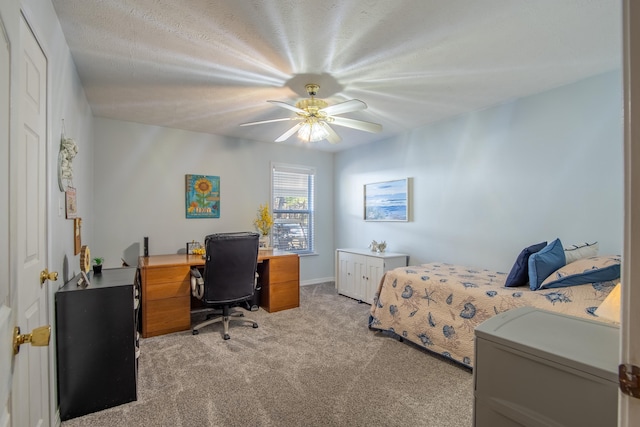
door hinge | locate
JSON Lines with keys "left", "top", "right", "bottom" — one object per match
{"left": 619, "top": 364, "right": 640, "bottom": 398}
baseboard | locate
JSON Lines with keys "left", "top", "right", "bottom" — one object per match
{"left": 300, "top": 277, "right": 335, "bottom": 286}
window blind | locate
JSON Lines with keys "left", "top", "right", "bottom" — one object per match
{"left": 271, "top": 163, "right": 315, "bottom": 254}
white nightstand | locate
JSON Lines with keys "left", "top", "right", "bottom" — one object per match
{"left": 473, "top": 306, "right": 619, "bottom": 426}
{"left": 335, "top": 248, "right": 408, "bottom": 304}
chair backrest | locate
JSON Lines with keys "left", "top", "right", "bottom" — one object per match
{"left": 202, "top": 232, "right": 260, "bottom": 304}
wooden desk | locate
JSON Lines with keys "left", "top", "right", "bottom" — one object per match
{"left": 138, "top": 250, "right": 299, "bottom": 338}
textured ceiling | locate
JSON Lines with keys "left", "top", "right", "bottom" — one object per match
{"left": 52, "top": 0, "right": 622, "bottom": 152}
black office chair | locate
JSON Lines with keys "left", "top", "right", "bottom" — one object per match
{"left": 190, "top": 232, "right": 260, "bottom": 339}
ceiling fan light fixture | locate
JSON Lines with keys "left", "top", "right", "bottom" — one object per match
{"left": 298, "top": 121, "right": 329, "bottom": 142}
{"left": 241, "top": 83, "right": 382, "bottom": 144}
{"left": 305, "top": 84, "right": 319, "bottom": 97}
{"left": 295, "top": 98, "right": 328, "bottom": 115}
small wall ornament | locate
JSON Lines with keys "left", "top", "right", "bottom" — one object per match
{"left": 65, "top": 186, "right": 77, "bottom": 219}
{"left": 58, "top": 121, "right": 78, "bottom": 192}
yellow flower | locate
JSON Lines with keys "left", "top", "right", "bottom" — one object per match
{"left": 253, "top": 204, "right": 273, "bottom": 235}
{"left": 194, "top": 178, "right": 212, "bottom": 195}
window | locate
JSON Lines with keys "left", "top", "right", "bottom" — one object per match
{"left": 271, "top": 163, "right": 315, "bottom": 254}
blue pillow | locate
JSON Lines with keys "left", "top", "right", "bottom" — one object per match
{"left": 528, "top": 238, "right": 566, "bottom": 290}
{"left": 539, "top": 256, "right": 621, "bottom": 289}
{"left": 504, "top": 241, "right": 547, "bottom": 287}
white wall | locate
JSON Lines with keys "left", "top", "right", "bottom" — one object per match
{"left": 334, "top": 71, "right": 624, "bottom": 273}
{"left": 93, "top": 71, "right": 623, "bottom": 281}
{"left": 92, "top": 119, "right": 335, "bottom": 284}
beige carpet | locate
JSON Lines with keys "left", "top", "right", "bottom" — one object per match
{"left": 61, "top": 283, "right": 473, "bottom": 427}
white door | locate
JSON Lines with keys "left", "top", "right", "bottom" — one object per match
{"left": 0, "top": 11, "right": 14, "bottom": 427}
{"left": 365, "top": 258, "right": 384, "bottom": 305}
{"left": 9, "top": 15, "right": 51, "bottom": 427}
{"left": 337, "top": 251, "right": 351, "bottom": 296}
{"left": 337, "top": 251, "right": 365, "bottom": 301}
{"left": 352, "top": 254, "right": 367, "bottom": 302}
{"left": 622, "top": 1, "right": 640, "bottom": 424}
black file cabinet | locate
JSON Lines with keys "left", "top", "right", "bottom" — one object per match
{"left": 55, "top": 267, "right": 139, "bottom": 421}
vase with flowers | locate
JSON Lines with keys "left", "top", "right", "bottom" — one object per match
{"left": 253, "top": 203, "right": 274, "bottom": 250}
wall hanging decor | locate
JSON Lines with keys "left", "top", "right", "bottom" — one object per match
{"left": 65, "top": 187, "right": 77, "bottom": 219}
{"left": 185, "top": 174, "right": 220, "bottom": 218}
{"left": 364, "top": 178, "right": 410, "bottom": 221}
{"left": 74, "top": 218, "right": 82, "bottom": 255}
{"left": 58, "top": 120, "right": 78, "bottom": 192}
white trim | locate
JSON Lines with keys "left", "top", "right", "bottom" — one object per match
{"left": 622, "top": 0, "right": 640, "bottom": 424}
{"left": 270, "top": 162, "right": 317, "bottom": 176}
{"left": 300, "top": 277, "right": 334, "bottom": 286}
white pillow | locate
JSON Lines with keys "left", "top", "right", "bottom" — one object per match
{"left": 564, "top": 242, "right": 599, "bottom": 264}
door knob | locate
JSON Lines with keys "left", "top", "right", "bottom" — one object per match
{"left": 13, "top": 325, "right": 51, "bottom": 355}
{"left": 40, "top": 269, "right": 58, "bottom": 285}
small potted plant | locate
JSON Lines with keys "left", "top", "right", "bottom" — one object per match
{"left": 92, "top": 257, "right": 104, "bottom": 274}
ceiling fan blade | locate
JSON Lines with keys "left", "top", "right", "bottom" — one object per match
{"left": 330, "top": 116, "right": 383, "bottom": 133}
{"left": 275, "top": 123, "right": 303, "bottom": 142}
{"left": 320, "top": 99, "right": 367, "bottom": 116}
{"left": 322, "top": 123, "right": 342, "bottom": 144}
{"left": 268, "top": 100, "right": 308, "bottom": 115}
{"left": 239, "top": 117, "right": 295, "bottom": 127}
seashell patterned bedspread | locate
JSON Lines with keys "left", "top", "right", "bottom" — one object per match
{"left": 368, "top": 262, "right": 616, "bottom": 368}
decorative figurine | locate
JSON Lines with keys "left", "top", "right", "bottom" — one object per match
{"left": 369, "top": 240, "right": 387, "bottom": 253}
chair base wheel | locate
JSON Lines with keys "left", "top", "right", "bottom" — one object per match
{"left": 191, "top": 309, "right": 258, "bottom": 340}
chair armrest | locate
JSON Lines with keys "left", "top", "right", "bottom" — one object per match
{"left": 190, "top": 267, "right": 204, "bottom": 299}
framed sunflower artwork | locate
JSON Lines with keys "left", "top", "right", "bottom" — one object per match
{"left": 185, "top": 174, "right": 220, "bottom": 219}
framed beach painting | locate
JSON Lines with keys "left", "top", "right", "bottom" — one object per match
{"left": 185, "top": 174, "right": 220, "bottom": 219}
{"left": 364, "top": 178, "right": 410, "bottom": 221}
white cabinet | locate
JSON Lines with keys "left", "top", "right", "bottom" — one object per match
{"left": 336, "top": 248, "right": 408, "bottom": 304}
{"left": 474, "top": 307, "right": 619, "bottom": 427}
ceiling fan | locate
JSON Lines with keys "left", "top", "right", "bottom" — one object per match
{"left": 240, "top": 84, "right": 382, "bottom": 144}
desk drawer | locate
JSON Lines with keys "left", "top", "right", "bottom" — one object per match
{"left": 143, "top": 296, "right": 190, "bottom": 337}
{"left": 269, "top": 256, "right": 299, "bottom": 283}
{"left": 263, "top": 279, "right": 299, "bottom": 313}
{"left": 145, "top": 277, "right": 190, "bottom": 300}
{"left": 144, "top": 265, "right": 190, "bottom": 284}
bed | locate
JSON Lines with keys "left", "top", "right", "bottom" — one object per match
{"left": 368, "top": 250, "right": 620, "bottom": 368}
